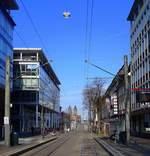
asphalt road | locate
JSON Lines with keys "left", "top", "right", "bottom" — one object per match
{"left": 21, "top": 125, "right": 110, "bottom": 156}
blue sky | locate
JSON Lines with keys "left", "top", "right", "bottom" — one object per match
{"left": 12, "top": 0, "right": 134, "bottom": 116}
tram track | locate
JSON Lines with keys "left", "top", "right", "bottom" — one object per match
{"left": 80, "top": 132, "right": 110, "bottom": 156}
{"left": 20, "top": 129, "right": 110, "bottom": 156}
{"left": 21, "top": 133, "right": 72, "bottom": 156}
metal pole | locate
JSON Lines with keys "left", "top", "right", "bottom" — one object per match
{"left": 4, "top": 56, "right": 11, "bottom": 147}
{"left": 124, "top": 55, "right": 130, "bottom": 144}
{"left": 88, "top": 104, "right": 91, "bottom": 132}
{"left": 41, "top": 90, "right": 44, "bottom": 138}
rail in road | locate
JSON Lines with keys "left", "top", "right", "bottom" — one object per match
{"left": 80, "top": 138, "right": 99, "bottom": 156}
{"left": 80, "top": 135, "right": 111, "bottom": 156}
{"left": 20, "top": 126, "right": 110, "bottom": 156}
{"left": 21, "top": 133, "right": 72, "bottom": 156}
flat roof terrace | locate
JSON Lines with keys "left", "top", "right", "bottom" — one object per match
{"left": 13, "top": 48, "right": 61, "bottom": 86}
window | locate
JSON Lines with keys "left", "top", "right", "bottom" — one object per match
{"left": 26, "top": 65, "right": 32, "bottom": 75}
{"left": 141, "top": 15, "right": 143, "bottom": 21}
{"left": 22, "top": 53, "right": 37, "bottom": 61}
{"left": 14, "top": 53, "right": 20, "bottom": 59}
{"left": 13, "top": 64, "right": 21, "bottom": 77}
{"left": 139, "top": 19, "right": 141, "bottom": 25}
{"left": 147, "top": 5, "right": 149, "bottom": 10}
{"left": 144, "top": 25, "right": 147, "bottom": 32}
{"left": 20, "top": 64, "right": 39, "bottom": 76}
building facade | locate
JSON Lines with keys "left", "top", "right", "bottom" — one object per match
{"left": 12, "top": 48, "right": 60, "bottom": 136}
{"left": 0, "top": 0, "right": 18, "bottom": 140}
{"left": 67, "top": 105, "right": 81, "bottom": 130}
{"left": 104, "top": 65, "right": 131, "bottom": 138}
{"left": 105, "top": 74, "right": 119, "bottom": 136}
{"left": 128, "top": 0, "right": 150, "bottom": 137}
{"left": 60, "top": 112, "right": 71, "bottom": 132}
{"left": 101, "top": 98, "right": 110, "bottom": 137}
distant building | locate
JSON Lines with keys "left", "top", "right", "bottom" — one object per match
{"left": 67, "top": 105, "right": 81, "bottom": 130}
{"left": 127, "top": 0, "right": 150, "bottom": 137}
{"left": 73, "top": 105, "right": 77, "bottom": 115}
{"left": 68, "top": 105, "right": 72, "bottom": 115}
{"left": 0, "top": 0, "right": 18, "bottom": 140}
{"left": 12, "top": 48, "right": 61, "bottom": 136}
{"left": 60, "top": 112, "right": 71, "bottom": 132}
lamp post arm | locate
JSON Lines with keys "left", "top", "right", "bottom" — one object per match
{"left": 85, "top": 60, "right": 122, "bottom": 80}
{"left": 85, "top": 60, "right": 116, "bottom": 77}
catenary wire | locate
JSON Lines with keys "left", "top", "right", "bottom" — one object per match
{"left": 19, "top": 0, "right": 52, "bottom": 60}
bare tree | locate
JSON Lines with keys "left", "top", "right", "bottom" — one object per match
{"left": 83, "top": 79, "right": 105, "bottom": 132}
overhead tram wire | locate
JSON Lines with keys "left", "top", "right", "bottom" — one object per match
{"left": 84, "top": 0, "right": 95, "bottom": 130}
{"left": 87, "top": 0, "right": 94, "bottom": 86}
{"left": 19, "top": 0, "right": 52, "bottom": 59}
{"left": 84, "top": 0, "right": 113, "bottom": 84}
{"left": 14, "top": 30, "right": 29, "bottom": 48}
{"left": 84, "top": 0, "right": 95, "bottom": 86}
{"left": 87, "top": 0, "right": 94, "bottom": 59}
{"left": 84, "top": 0, "right": 90, "bottom": 80}
{"left": 84, "top": 0, "right": 90, "bottom": 59}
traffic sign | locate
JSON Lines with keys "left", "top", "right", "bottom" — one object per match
{"left": 4, "top": 117, "right": 9, "bottom": 125}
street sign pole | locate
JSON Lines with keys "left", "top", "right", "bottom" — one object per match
{"left": 4, "top": 56, "right": 11, "bottom": 147}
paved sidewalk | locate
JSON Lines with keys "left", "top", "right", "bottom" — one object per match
{"left": 95, "top": 137, "right": 150, "bottom": 156}
{"left": 131, "top": 136, "right": 150, "bottom": 148}
{"left": 0, "top": 133, "right": 59, "bottom": 156}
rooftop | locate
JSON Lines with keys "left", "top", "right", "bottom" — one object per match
{"left": 127, "top": 0, "right": 143, "bottom": 21}
{"left": 105, "top": 64, "right": 131, "bottom": 96}
{"left": 0, "top": 0, "right": 19, "bottom": 10}
{"left": 105, "top": 65, "right": 124, "bottom": 96}
{"left": 13, "top": 48, "right": 61, "bottom": 86}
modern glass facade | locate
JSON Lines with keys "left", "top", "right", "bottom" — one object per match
{"left": 128, "top": 0, "right": 150, "bottom": 137}
{"left": 13, "top": 56, "right": 60, "bottom": 111}
{"left": 39, "top": 67, "right": 60, "bottom": 111}
{"left": 0, "top": 10, "right": 13, "bottom": 88}
{"left": 13, "top": 48, "right": 61, "bottom": 134}
{"left": 13, "top": 63, "right": 39, "bottom": 90}
{"left": 0, "top": 0, "right": 18, "bottom": 140}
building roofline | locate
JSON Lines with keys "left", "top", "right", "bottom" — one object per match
{"left": 13, "top": 48, "right": 61, "bottom": 86}
{"left": 105, "top": 63, "right": 131, "bottom": 96}
{"left": 127, "top": 0, "right": 142, "bottom": 21}
{"left": 105, "top": 65, "right": 124, "bottom": 96}
{"left": 13, "top": 48, "right": 42, "bottom": 51}
{"left": 0, "top": 0, "right": 19, "bottom": 10}
{"left": 0, "top": 6, "right": 16, "bottom": 26}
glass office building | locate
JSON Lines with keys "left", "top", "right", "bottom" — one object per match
{"left": 0, "top": 0, "right": 18, "bottom": 140}
{"left": 128, "top": 0, "right": 150, "bottom": 137}
{"left": 13, "top": 48, "right": 61, "bottom": 135}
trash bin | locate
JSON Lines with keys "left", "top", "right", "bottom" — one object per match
{"left": 10, "top": 132, "right": 19, "bottom": 146}
{"left": 119, "top": 131, "right": 126, "bottom": 144}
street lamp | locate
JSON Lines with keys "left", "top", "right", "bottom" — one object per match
{"left": 85, "top": 60, "right": 120, "bottom": 78}
{"left": 63, "top": 11, "right": 71, "bottom": 19}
